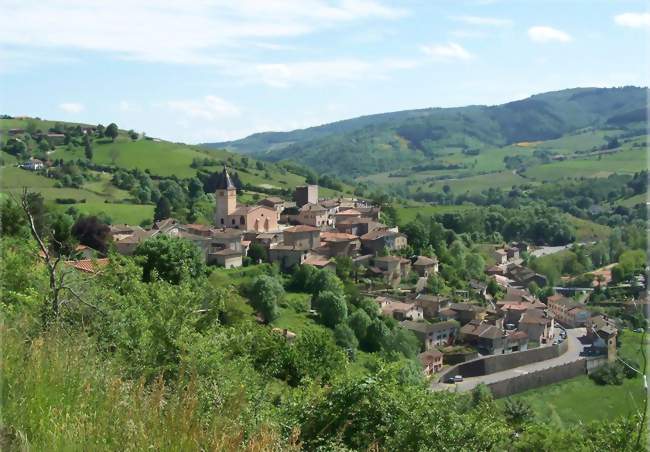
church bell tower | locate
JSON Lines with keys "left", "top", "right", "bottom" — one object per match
{"left": 214, "top": 166, "right": 236, "bottom": 227}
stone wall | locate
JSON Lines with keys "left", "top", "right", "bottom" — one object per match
{"left": 487, "top": 360, "right": 587, "bottom": 398}
{"left": 439, "top": 341, "right": 569, "bottom": 382}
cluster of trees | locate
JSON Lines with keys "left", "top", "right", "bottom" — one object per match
{"left": 289, "top": 265, "right": 420, "bottom": 360}
{"left": 400, "top": 218, "right": 488, "bottom": 293}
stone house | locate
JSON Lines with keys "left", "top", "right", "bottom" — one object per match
{"left": 360, "top": 230, "right": 407, "bottom": 255}
{"left": 373, "top": 255, "right": 410, "bottom": 285}
{"left": 518, "top": 310, "right": 553, "bottom": 344}
{"left": 335, "top": 217, "right": 383, "bottom": 237}
{"left": 412, "top": 255, "right": 439, "bottom": 277}
{"left": 505, "top": 264, "right": 548, "bottom": 288}
{"left": 400, "top": 320, "right": 460, "bottom": 350}
{"left": 419, "top": 349, "right": 444, "bottom": 376}
{"left": 440, "top": 303, "right": 486, "bottom": 326}
{"left": 547, "top": 294, "right": 591, "bottom": 327}
{"left": 492, "top": 248, "right": 508, "bottom": 265}
{"left": 318, "top": 231, "right": 361, "bottom": 258}
{"left": 268, "top": 245, "right": 310, "bottom": 270}
{"left": 414, "top": 294, "right": 450, "bottom": 320}
{"left": 460, "top": 320, "right": 528, "bottom": 355}
{"left": 376, "top": 296, "right": 424, "bottom": 321}
{"left": 283, "top": 225, "right": 321, "bottom": 250}
{"left": 333, "top": 208, "right": 362, "bottom": 224}
{"left": 297, "top": 203, "right": 329, "bottom": 227}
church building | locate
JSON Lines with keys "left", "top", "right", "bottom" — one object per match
{"left": 214, "top": 167, "right": 278, "bottom": 232}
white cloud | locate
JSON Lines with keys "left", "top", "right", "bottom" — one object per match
{"left": 253, "top": 58, "right": 417, "bottom": 88}
{"left": 614, "top": 12, "right": 650, "bottom": 28}
{"left": 0, "top": 0, "right": 406, "bottom": 66}
{"left": 528, "top": 26, "right": 572, "bottom": 43}
{"left": 452, "top": 16, "right": 512, "bottom": 27}
{"left": 420, "top": 43, "right": 473, "bottom": 61}
{"left": 166, "top": 95, "right": 241, "bottom": 120}
{"left": 59, "top": 102, "right": 84, "bottom": 113}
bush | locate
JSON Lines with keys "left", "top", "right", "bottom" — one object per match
{"left": 55, "top": 198, "right": 84, "bottom": 204}
{"left": 589, "top": 363, "right": 625, "bottom": 385}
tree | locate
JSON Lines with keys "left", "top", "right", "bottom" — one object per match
{"left": 96, "top": 123, "right": 105, "bottom": 138}
{"left": 188, "top": 178, "right": 203, "bottom": 199}
{"left": 249, "top": 274, "right": 284, "bottom": 323}
{"left": 105, "top": 123, "right": 119, "bottom": 142}
{"left": 334, "top": 323, "right": 358, "bottom": 358}
{"left": 317, "top": 290, "right": 348, "bottom": 328}
{"left": 134, "top": 235, "right": 206, "bottom": 284}
{"left": 154, "top": 196, "right": 172, "bottom": 222}
{"left": 364, "top": 318, "right": 390, "bottom": 352}
{"left": 334, "top": 256, "right": 354, "bottom": 281}
{"left": 128, "top": 129, "right": 138, "bottom": 141}
{"left": 84, "top": 134, "right": 93, "bottom": 160}
{"left": 503, "top": 399, "right": 533, "bottom": 428}
{"left": 0, "top": 199, "right": 28, "bottom": 236}
{"left": 381, "top": 328, "right": 420, "bottom": 359}
{"left": 487, "top": 278, "right": 500, "bottom": 297}
{"left": 347, "top": 309, "right": 372, "bottom": 343}
{"left": 470, "top": 384, "right": 494, "bottom": 407}
{"left": 248, "top": 242, "right": 267, "bottom": 263}
{"left": 71, "top": 216, "right": 110, "bottom": 253}
{"left": 310, "top": 269, "right": 344, "bottom": 299}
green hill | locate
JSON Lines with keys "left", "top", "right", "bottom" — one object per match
{"left": 1, "top": 118, "right": 350, "bottom": 225}
{"left": 205, "top": 86, "right": 648, "bottom": 178}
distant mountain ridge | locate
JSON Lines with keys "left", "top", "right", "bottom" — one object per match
{"left": 203, "top": 86, "right": 648, "bottom": 177}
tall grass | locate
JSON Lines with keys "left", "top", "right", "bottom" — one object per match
{"left": 0, "top": 321, "right": 297, "bottom": 451}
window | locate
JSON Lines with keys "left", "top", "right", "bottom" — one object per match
{"left": 220, "top": 218, "right": 224, "bottom": 225}
{"left": 240, "top": 216, "right": 245, "bottom": 225}
{"left": 231, "top": 218, "right": 235, "bottom": 225}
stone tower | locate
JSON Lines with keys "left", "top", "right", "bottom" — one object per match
{"left": 214, "top": 166, "right": 236, "bottom": 227}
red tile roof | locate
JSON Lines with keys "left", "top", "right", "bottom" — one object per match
{"left": 66, "top": 258, "right": 110, "bottom": 274}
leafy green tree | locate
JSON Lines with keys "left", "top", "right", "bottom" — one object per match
{"left": 347, "top": 309, "right": 372, "bottom": 343}
{"left": 290, "top": 263, "right": 318, "bottom": 291}
{"left": 83, "top": 134, "right": 93, "bottom": 160}
{"left": 292, "top": 328, "right": 347, "bottom": 384}
{"left": 105, "top": 123, "right": 119, "bottom": 142}
{"left": 248, "top": 242, "right": 267, "bottom": 263}
{"left": 134, "top": 235, "right": 206, "bottom": 284}
{"left": 334, "top": 256, "right": 354, "bottom": 281}
{"left": 381, "top": 327, "right": 420, "bottom": 359}
{"left": 154, "top": 196, "right": 172, "bottom": 221}
{"left": 427, "top": 273, "right": 447, "bottom": 295}
{"left": 249, "top": 274, "right": 284, "bottom": 323}
{"left": 470, "top": 384, "right": 494, "bottom": 407}
{"left": 364, "top": 318, "right": 390, "bottom": 352}
{"left": 0, "top": 199, "right": 28, "bottom": 236}
{"left": 317, "top": 290, "right": 348, "bottom": 328}
{"left": 128, "top": 129, "right": 138, "bottom": 141}
{"left": 334, "top": 323, "right": 358, "bottom": 358}
{"left": 50, "top": 212, "right": 76, "bottom": 255}
{"left": 188, "top": 177, "right": 204, "bottom": 199}
{"left": 503, "top": 399, "right": 533, "bottom": 428}
{"left": 310, "top": 269, "right": 344, "bottom": 298}
{"left": 96, "top": 123, "right": 105, "bottom": 138}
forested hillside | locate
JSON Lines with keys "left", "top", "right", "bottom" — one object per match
{"left": 206, "top": 86, "right": 647, "bottom": 177}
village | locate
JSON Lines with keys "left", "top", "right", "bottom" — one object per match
{"left": 60, "top": 167, "right": 627, "bottom": 392}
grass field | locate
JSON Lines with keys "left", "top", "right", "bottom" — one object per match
{"left": 67, "top": 202, "right": 155, "bottom": 225}
{"left": 395, "top": 202, "right": 474, "bottom": 224}
{"left": 617, "top": 193, "right": 646, "bottom": 208}
{"left": 524, "top": 147, "right": 646, "bottom": 181}
{"left": 503, "top": 330, "right": 648, "bottom": 426}
{"left": 566, "top": 214, "right": 613, "bottom": 241}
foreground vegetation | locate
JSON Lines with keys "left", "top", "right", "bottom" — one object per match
{"left": 1, "top": 198, "right": 646, "bottom": 450}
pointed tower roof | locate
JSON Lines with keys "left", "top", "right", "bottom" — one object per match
{"left": 217, "top": 166, "right": 235, "bottom": 190}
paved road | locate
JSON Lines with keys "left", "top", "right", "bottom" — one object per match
{"left": 433, "top": 328, "right": 586, "bottom": 393}
{"left": 529, "top": 243, "right": 595, "bottom": 259}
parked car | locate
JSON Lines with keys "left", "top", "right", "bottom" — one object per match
{"left": 453, "top": 375, "right": 464, "bottom": 383}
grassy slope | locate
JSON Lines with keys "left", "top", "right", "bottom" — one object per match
{"left": 1, "top": 118, "right": 355, "bottom": 224}
{"left": 503, "top": 331, "right": 648, "bottom": 426}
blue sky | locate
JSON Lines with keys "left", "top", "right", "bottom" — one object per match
{"left": 1, "top": 0, "right": 648, "bottom": 143}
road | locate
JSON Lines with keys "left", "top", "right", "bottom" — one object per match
{"left": 528, "top": 243, "right": 595, "bottom": 259}
{"left": 433, "top": 328, "right": 586, "bottom": 393}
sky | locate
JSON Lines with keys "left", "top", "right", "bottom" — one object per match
{"left": 0, "top": 0, "right": 648, "bottom": 144}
